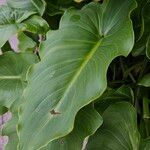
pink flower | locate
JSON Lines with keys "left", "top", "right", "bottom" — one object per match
{"left": 0, "top": 0, "right": 6, "bottom": 5}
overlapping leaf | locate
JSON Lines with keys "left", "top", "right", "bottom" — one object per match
{"left": 0, "top": 52, "right": 38, "bottom": 150}
{"left": 18, "top": 1, "right": 136, "bottom": 149}
{"left": 42, "top": 105, "right": 102, "bottom": 150}
{"left": 17, "top": 33, "right": 36, "bottom": 52}
{"left": 132, "top": 0, "right": 150, "bottom": 58}
{"left": 6, "top": 0, "right": 46, "bottom": 15}
{"left": 0, "top": 6, "right": 49, "bottom": 48}
{"left": 46, "top": 0, "right": 73, "bottom": 16}
{"left": 45, "top": 0, "right": 83, "bottom": 16}
{"left": 142, "top": 0, "right": 150, "bottom": 59}
{"left": 0, "top": 52, "right": 38, "bottom": 109}
{"left": 140, "top": 138, "right": 150, "bottom": 150}
{"left": 95, "top": 86, "right": 134, "bottom": 114}
{"left": 138, "top": 74, "right": 150, "bottom": 87}
{"left": 131, "top": 0, "right": 145, "bottom": 41}
{"left": 86, "top": 102, "right": 150, "bottom": 150}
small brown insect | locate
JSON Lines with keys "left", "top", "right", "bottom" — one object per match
{"left": 50, "top": 109, "right": 61, "bottom": 115}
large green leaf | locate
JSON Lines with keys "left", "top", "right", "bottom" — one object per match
{"left": 42, "top": 105, "right": 102, "bottom": 150}
{"left": 86, "top": 102, "right": 150, "bottom": 150}
{"left": 0, "top": 51, "right": 38, "bottom": 109}
{"left": 0, "top": 6, "right": 49, "bottom": 48}
{"left": 18, "top": 1, "right": 136, "bottom": 149}
{"left": 6, "top": 0, "right": 46, "bottom": 15}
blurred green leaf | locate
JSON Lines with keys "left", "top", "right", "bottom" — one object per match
{"left": 0, "top": 6, "right": 49, "bottom": 48}
{"left": 6, "top": 0, "right": 46, "bottom": 15}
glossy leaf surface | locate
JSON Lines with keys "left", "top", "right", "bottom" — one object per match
{"left": 18, "top": 1, "right": 136, "bottom": 149}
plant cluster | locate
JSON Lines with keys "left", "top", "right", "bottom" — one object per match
{"left": 0, "top": 0, "right": 150, "bottom": 149}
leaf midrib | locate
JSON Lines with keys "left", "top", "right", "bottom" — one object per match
{"left": 55, "top": 40, "right": 102, "bottom": 110}
{"left": 24, "top": 40, "right": 102, "bottom": 148}
{"left": 0, "top": 75, "right": 21, "bottom": 80}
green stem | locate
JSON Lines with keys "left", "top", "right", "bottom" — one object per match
{"left": 143, "top": 97, "right": 150, "bottom": 119}
{"left": 134, "top": 87, "right": 141, "bottom": 114}
{"left": 119, "top": 58, "right": 136, "bottom": 83}
{"left": 143, "top": 97, "right": 150, "bottom": 137}
{"left": 129, "top": 73, "right": 136, "bottom": 83}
